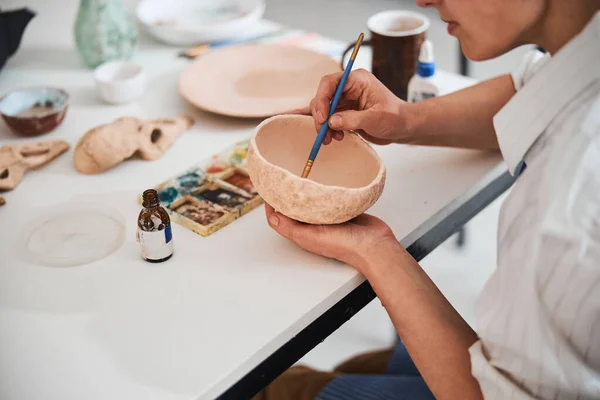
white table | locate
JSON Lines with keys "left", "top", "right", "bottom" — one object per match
{"left": 0, "top": 2, "right": 512, "bottom": 399}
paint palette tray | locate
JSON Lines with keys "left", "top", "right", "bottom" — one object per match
{"left": 147, "top": 139, "right": 263, "bottom": 237}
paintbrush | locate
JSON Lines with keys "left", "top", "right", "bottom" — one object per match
{"left": 178, "top": 30, "right": 285, "bottom": 59}
{"left": 301, "top": 32, "right": 364, "bottom": 179}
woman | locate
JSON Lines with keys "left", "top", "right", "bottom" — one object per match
{"left": 255, "top": 0, "right": 600, "bottom": 399}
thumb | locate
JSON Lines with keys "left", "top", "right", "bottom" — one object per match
{"left": 268, "top": 210, "right": 311, "bottom": 242}
{"left": 328, "top": 110, "right": 376, "bottom": 133}
{"left": 286, "top": 105, "right": 311, "bottom": 115}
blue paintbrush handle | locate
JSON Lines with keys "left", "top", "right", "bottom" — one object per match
{"left": 308, "top": 58, "right": 356, "bottom": 161}
{"left": 210, "top": 30, "right": 281, "bottom": 48}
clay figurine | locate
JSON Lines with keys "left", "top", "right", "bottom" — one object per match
{"left": 74, "top": 115, "right": 194, "bottom": 174}
{"left": 0, "top": 140, "right": 70, "bottom": 203}
{"left": 246, "top": 114, "right": 386, "bottom": 225}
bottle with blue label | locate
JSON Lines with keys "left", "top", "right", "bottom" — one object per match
{"left": 136, "top": 189, "right": 173, "bottom": 263}
{"left": 407, "top": 40, "right": 440, "bottom": 103}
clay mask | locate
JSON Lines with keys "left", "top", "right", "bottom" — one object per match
{"left": 74, "top": 115, "right": 194, "bottom": 174}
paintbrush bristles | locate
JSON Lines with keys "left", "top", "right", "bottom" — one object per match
{"left": 179, "top": 45, "right": 210, "bottom": 59}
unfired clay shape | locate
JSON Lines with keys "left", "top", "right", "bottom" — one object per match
{"left": 247, "top": 114, "right": 386, "bottom": 224}
{"left": 74, "top": 115, "right": 194, "bottom": 174}
{"left": 0, "top": 140, "right": 70, "bottom": 193}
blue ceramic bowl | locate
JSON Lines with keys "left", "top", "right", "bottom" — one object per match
{"left": 0, "top": 86, "right": 69, "bottom": 136}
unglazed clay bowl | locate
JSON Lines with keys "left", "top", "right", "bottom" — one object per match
{"left": 0, "top": 86, "right": 69, "bottom": 136}
{"left": 247, "top": 114, "right": 386, "bottom": 224}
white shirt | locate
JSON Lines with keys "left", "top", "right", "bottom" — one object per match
{"left": 469, "top": 11, "right": 600, "bottom": 400}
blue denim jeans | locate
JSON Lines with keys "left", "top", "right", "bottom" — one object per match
{"left": 316, "top": 344, "right": 435, "bottom": 400}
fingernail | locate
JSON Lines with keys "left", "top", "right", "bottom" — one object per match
{"left": 269, "top": 214, "right": 279, "bottom": 227}
{"left": 317, "top": 110, "right": 325, "bottom": 123}
{"left": 329, "top": 115, "right": 341, "bottom": 128}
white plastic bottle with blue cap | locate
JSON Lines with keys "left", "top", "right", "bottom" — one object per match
{"left": 407, "top": 40, "right": 440, "bottom": 103}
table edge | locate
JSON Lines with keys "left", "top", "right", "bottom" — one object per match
{"left": 214, "top": 161, "right": 514, "bottom": 399}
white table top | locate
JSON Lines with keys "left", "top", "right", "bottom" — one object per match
{"left": 0, "top": 2, "right": 506, "bottom": 399}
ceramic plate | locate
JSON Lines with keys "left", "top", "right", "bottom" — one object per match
{"left": 178, "top": 44, "right": 342, "bottom": 118}
{"left": 136, "top": 0, "right": 265, "bottom": 45}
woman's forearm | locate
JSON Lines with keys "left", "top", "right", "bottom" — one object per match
{"left": 403, "top": 74, "right": 515, "bottom": 150}
{"left": 357, "top": 240, "right": 483, "bottom": 400}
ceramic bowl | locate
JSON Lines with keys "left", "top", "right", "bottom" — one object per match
{"left": 0, "top": 87, "right": 69, "bottom": 136}
{"left": 247, "top": 114, "right": 386, "bottom": 224}
{"left": 135, "top": 0, "right": 266, "bottom": 46}
{"left": 94, "top": 60, "right": 145, "bottom": 104}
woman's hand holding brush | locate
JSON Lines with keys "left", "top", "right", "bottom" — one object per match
{"left": 291, "top": 68, "right": 413, "bottom": 146}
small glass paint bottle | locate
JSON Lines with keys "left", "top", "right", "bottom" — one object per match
{"left": 136, "top": 189, "right": 173, "bottom": 263}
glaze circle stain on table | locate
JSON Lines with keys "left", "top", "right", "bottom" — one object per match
{"left": 246, "top": 114, "right": 386, "bottom": 224}
{"left": 178, "top": 44, "right": 341, "bottom": 118}
{"left": 18, "top": 202, "right": 126, "bottom": 268}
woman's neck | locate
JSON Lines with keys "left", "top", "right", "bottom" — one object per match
{"left": 534, "top": 0, "right": 598, "bottom": 54}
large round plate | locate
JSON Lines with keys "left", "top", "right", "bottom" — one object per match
{"left": 178, "top": 44, "right": 342, "bottom": 118}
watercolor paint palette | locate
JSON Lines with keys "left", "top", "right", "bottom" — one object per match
{"left": 147, "top": 139, "right": 263, "bottom": 236}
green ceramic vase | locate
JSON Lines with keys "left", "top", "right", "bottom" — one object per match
{"left": 73, "top": 0, "right": 137, "bottom": 69}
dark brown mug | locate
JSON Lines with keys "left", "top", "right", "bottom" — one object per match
{"left": 342, "top": 11, "right": 429, "bottom": 101}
